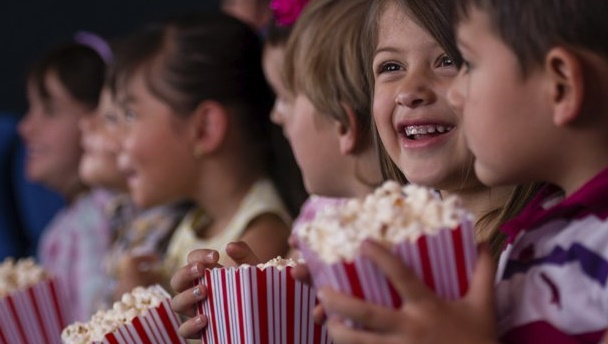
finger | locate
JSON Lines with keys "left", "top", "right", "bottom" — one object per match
{"left": 313, "top": 304, "right": 326, "bottom": 324}
{"left": 361, "top": 239, "right": 434, "bottom": 302}
{"left": 319, "top": 287, "right": 399, "bottom": 332}
{"left": 170, "top": 262, "right": 206, "bottom": 293}
{"left": 187, "top": 249, "right": 221, "bottom": 266}
{"left": 225, "top": 241, "right": 262, "bottom": 265}
{"left": 466, "top": 243, "right": 496, "bottom": 315}
{"left": 325, "top": 317, "right": 386, "bottom": 344}
{"left": 170, "top": 284, "right": 207, "bottom": 317}
{"left": 178, "top": 314, "right": 207, "bottom": 339}
{"left": 291, "top": 263, "right": 312, "bottom": 284}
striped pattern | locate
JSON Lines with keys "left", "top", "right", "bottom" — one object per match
{"left": 199, "top": 266, "right": 331, "bottom": 344}
{"left": 0, "top": 278, "right": 71, "bottom": 344}
{"left": 299, "top": 223, "right": 477, "bottom": 318}
{"left": 93, "top": 298, "right": 186, "bottom": 344}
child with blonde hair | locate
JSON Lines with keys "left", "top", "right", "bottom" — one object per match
{"left": 169, "top": 0, "right": 382, "bottom": 337}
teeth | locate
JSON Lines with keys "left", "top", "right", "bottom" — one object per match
{"left": 404, "top": 125, "right": 453, "bottom": 137}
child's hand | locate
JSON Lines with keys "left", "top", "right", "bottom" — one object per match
{"left": 115, "top": 254, "right": 163, "bottom": 299}
{"left": 320, "top": 240, "right": 499, "bottom": 344}
{"left": 169, "top": 242, "right": 262, "bottom": 339}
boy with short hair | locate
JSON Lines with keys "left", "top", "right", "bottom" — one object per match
{"left": 319, "top": 0, "right": 608, "bottom": 343}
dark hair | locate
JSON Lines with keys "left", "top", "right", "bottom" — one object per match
{"left": 453, "top": 0, "right": 608, "bottom": 76}
{"left": 28, "top": 43, "right": 106, "bottom": 110}
{"left": 112, "top": 11, "right": 274, "bottom": 168}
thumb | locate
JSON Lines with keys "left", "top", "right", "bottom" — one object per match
{"left": 226, "top": 241, "right": 262, "bottom": 265}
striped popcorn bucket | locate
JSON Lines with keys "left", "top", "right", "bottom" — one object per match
{"left": 299, "top": 222, "right": 477, "bottom": 314}
{"left": 0, "top": 278, "right": 71, "bottom": 344}
{"left": 93, "top": 289, "right": 186, "bottom": 344}
{"left": 198, "top": 266, "right": 332, "bottom": 344}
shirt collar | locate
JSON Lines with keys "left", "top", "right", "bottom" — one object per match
{"left": 501, "top": 165, "right": 608, "bottom": 242}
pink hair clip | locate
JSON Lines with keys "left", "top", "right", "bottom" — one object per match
{"left": 269, "top": 0, "right": 310, "bottom": 27}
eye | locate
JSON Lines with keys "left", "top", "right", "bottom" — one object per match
{"left": 122, "top": 108, "right": 137, "bottom": 123}
{"left": 377, "top": 62, "right": 402, "bottom": 75}
{"left": 103, "top": 111, "right": 119, "bottom": 125}
{"left": 437, "top": 54, "right": 455, "bottom": 68}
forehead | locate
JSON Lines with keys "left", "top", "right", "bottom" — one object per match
{"left": 376, "top": 3, "right": 436, "bottom": 50}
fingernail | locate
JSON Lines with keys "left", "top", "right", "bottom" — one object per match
{"left": 317, "top": 290, "right": 324, "bottom": 301}
{"left": 194, "top": 315, "right": 207, "bottom": 329}
{"left": 204, "top": 252, "right": 216, "bottom": 263}
{"left": 193, "top": 287, "right": 202, "bottom": 299}
{"left": 190, "top": 264, "right": 201, "bottom": 277}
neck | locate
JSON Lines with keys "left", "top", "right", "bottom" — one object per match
{"left": 57, "top": 176, "right": 88, "bottom": 204}
{"left": 193, "top": 157, "right": 263, "bottom": 226}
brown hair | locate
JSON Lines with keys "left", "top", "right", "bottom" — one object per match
{"left": 283, "top": 0, "right": 373, "bottom": 150}
{"left": 453, "top": 0, "right": 608, "bottom": 76}
{"left": 112, "top": 12, "right": 274, "bottom": 171}
{"left": 29, "top": 43, "right": 106, "bottom": 110}
{"left": 363, "top": 0, "right": 539, "bottom": 257}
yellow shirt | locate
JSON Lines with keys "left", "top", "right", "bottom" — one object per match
{"left": 164, "top": 179, "right": 291, "bottom": 274}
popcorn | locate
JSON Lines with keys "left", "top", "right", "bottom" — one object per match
{"left": 296, "top": 181, "right": 478, "bottom": 319}
{"left": 199, "top": 256, "right": 331, "bottom": 343}
{"left": 255, "top": 256, "right": 299, "bottom": 270}
{"left": 62, "top": 285, "right": 184, "bottom": 344}
{"left": 0, "top": 258, "right": 48, "bottom": 297}
{"left": 0, "top": 257, "right": 71, "bottom": 343}
{"left": 297, "top": 181, "right": 473, "bottom": 263}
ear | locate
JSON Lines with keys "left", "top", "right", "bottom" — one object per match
{"left": 335, "top": 103, "right": 359, "bottom": 155}
{"left": 545, "top": 47, "right": 584, "bottom": 126}
{"left": 189, "top": 100, "right": 229, "bottom": 156}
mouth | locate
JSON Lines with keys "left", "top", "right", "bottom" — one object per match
{"left": 401, "top": 124, "right": 454, "bottom": 140}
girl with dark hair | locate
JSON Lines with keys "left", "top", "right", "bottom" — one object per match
{"left": 111, "top": 12, "right": 292, "bottom": 279}
{"left": 19, "top": 40, "right": 113, "bottom": 321}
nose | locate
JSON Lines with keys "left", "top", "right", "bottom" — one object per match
{"left": 394, "top": 72, "right": 436, "bottom": 108}
{"left": 447, "top": 69, "right": 466, "bottom": 112}
{"left": 18, "top": 111, "right": 35, "bottom": 140}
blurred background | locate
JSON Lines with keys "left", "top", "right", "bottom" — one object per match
{"left": 0, "top": 0, "right": 220, "bottom": 114}
{"left": 0, "top": 0, "right": 221, "bottom": 259}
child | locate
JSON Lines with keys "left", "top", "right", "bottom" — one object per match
{"left": 80, "top": 84, "right": 190, "bottom": 306}
{"left": 170, "top": 0, "right": 383, "bottom": 338}
{"left": 321, "top": 0, "right": 608, "bottom": 343}
{"left": 111, "top": 12, "right": 292, "bottom": 277}
{"left": 18, "top": 40, "right": 113, "bottom": 321}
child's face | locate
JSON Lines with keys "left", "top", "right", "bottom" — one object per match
{"left": 449, "top": 7, "right": 551, "bottom": 187}
{"left": 79, "top": 88, "right": 127, "bottom": 191}
{"left": 19, "top": 71, "right": 88, "bottom": 192}
{"left": 262, "top": 45, "right": 294, "bottom": 126}
{"left": 281, "top": 93, "right": 345, "bottom": 195}
{"left": 118, "top": 69, "right": 198, "bottom": 208}
{"left": 372, "top": 4, "right": 476, "bottom": 191}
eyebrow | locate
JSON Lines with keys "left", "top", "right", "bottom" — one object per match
{"left": 374, "top": 46, "right": 400, "bottom": 58}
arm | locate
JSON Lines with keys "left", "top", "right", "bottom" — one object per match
{"left": 320, "top": 240, "right": 500, "bottom": 344}
{"left": 237, "top": 213, "right": 291, "bottom": 264}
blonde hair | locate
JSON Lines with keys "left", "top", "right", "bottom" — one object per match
{"left": 283, "top": 0, "right": 372, "bottom": 150}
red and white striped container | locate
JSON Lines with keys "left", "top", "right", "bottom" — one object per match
{"left": 199, "top": 265, "right": 332, "bottom": 344}
{"left": 299, "top": 223, "right": 477, "bottom": 311}
{"left": 0, "top": 278, "right": 71, "bottom": 344}
{"left": 91, "top": 297, "right": 186, "bottom": 344}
